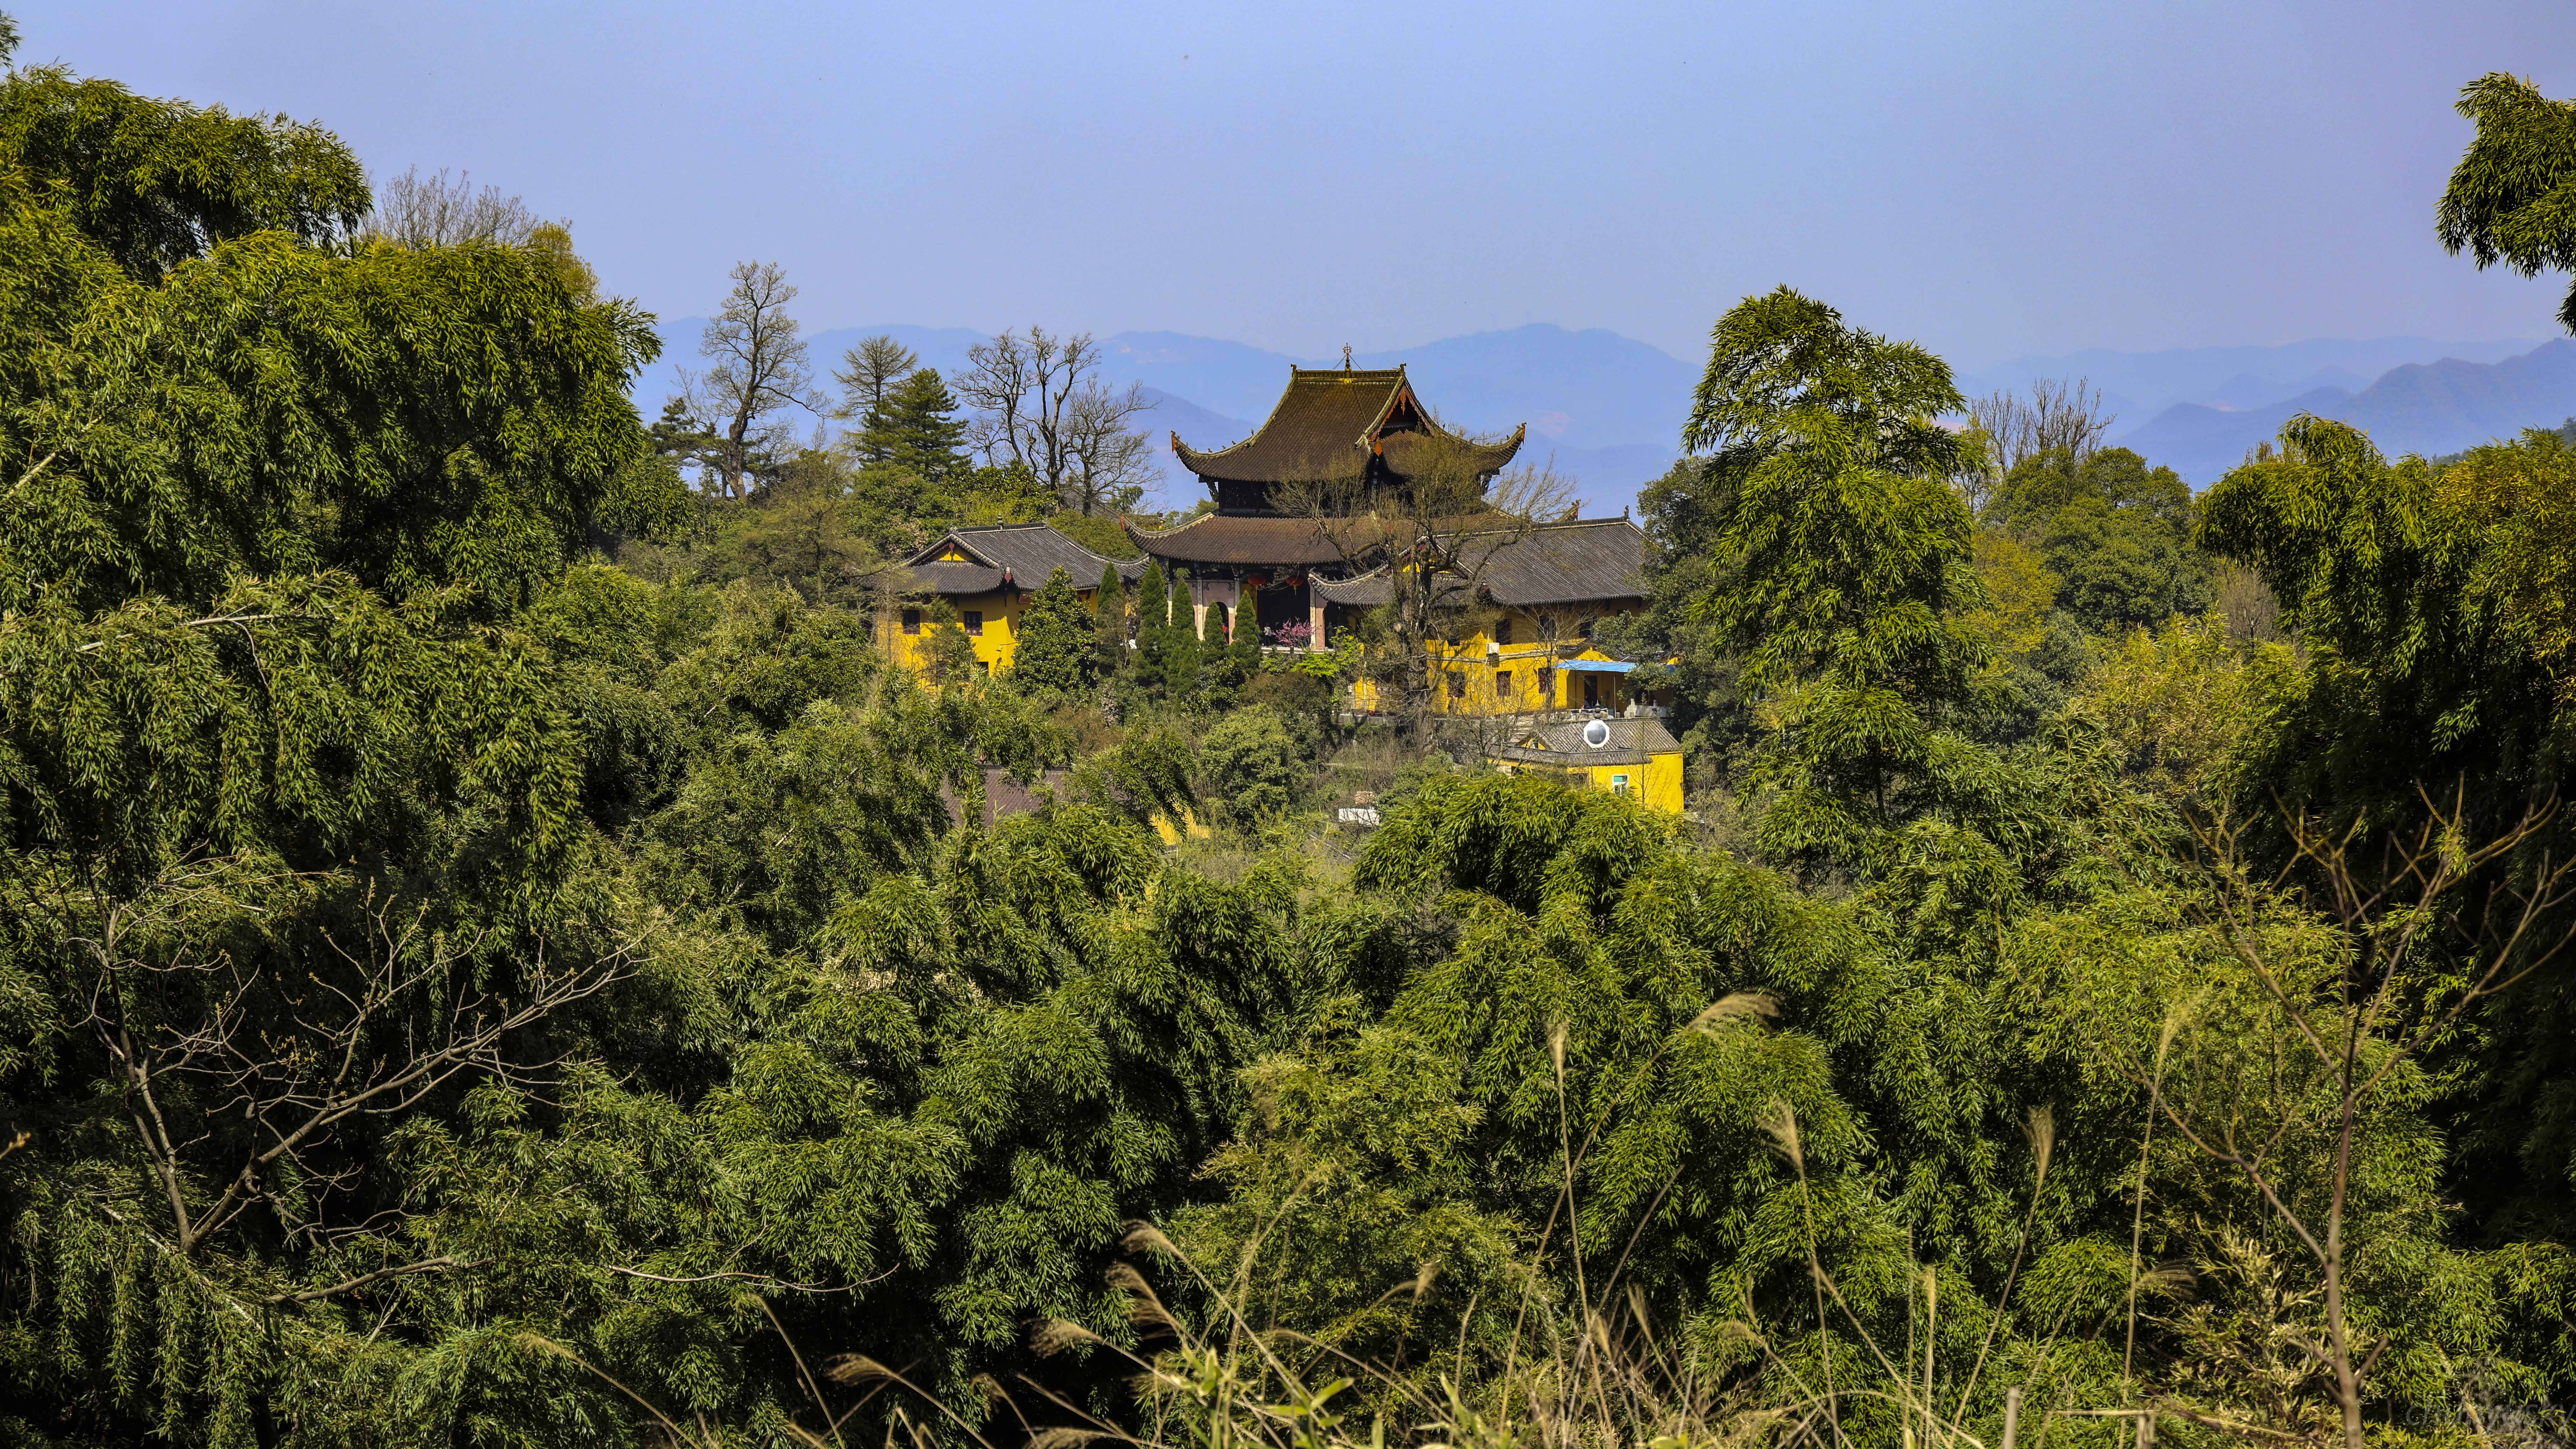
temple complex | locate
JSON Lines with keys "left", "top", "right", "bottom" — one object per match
{"left": 1138, "top": 362, "right": 1671, "bottom": 722}
{"left": 870, "top": 363, "right": 1681, "bottom": 804}
{"left": 1130, "top": 364, "right": 1523, "bottom": 646}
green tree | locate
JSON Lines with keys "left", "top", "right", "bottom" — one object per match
{"left": 1681, "top": 286, "right": 1994, "bottom": 868}
{"left": 1199, "top": 704, "right": 1303, "bottom": 827}
{"left": 833, "top": 333, "right": 917, "bottom": 463}
{"left": 2194, "top": 415, "right": 2576, "bottom": 1232}
{"left": 0, "top": 47, "right": 695, "bottom": 1446}
{"left": 703, "top": 448, "right": 878, "bottom": 601}
{"left": 920, "top": 598, "right": 981, "bottom": 687}
{"left": 1990, "top": 446, "right": 2211, "bottom": 634}
{"left": 2440, "top": 72, "right": 2576, "bottom": 330}
{"left": 1132, "top": 560, "right": 1200, "bottom": 696}
{"left": 1091, "top": 562, "right": 1130, "bottom": 686}
{"left": 0, "top": 62, "right": 370, "bottom": 283}
{"left": 1011, "top": 566, "right": 1089, "bottom": 696}
{"left": 867, "top": 367, "right": 971, "bottom": 482}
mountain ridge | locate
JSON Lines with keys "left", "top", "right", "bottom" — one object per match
{"left": 2116, "top": 339, "right": 2576, "bottom": 481}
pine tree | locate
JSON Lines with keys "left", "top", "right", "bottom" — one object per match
{"left": 863, "top": 367, "right": 970, "bottom": 484}
{"left": 1011, "top": 567, "right": 1088, "bottom": 697}
{"left": 1132, "top": 562, "right": 1200, "bottom": 696}
{"left": 1090, "top": 563, "right": 1129, "bottom": 685}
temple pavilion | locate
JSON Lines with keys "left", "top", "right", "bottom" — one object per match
{"left": 1127, "top": 364, "right": 1523, "bottom": 645}
{"left": 1127, "top": 362, "right": 1671, "bottom": 723}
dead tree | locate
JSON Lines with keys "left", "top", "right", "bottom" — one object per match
{"left": 950, "top": 327, "right": 1153, "bottom": 514}
{"left": 686, "top": 261, "right": 819, "bottom": 498}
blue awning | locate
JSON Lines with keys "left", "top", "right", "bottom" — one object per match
{"left": 1556, "top": 659, "right": 1635, "bottom": 673}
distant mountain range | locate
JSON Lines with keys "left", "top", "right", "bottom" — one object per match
{"left": 633, "top": 318, "right": 2576, "bottom": 510}
{"left": 2115, "top": 339, "right": 2576, "bottom": 481}
{"left": 1956, "top": 336, "right": 2546, "bottom": 422}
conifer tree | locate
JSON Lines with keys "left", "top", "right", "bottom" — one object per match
{"left": 1011, "top": 566, "right": 1088, "bottom": 696}
{"left": 868, "top": 367, "right": 971, "bottom": 484}
{"left": 1091, "top": 562, "right": 1129, "bottom": 685}
{"left": 1133, "top": 562, "right": 1200, "bottom": 696}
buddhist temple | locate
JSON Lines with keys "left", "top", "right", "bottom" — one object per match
{"left": 1129, "top": 364, "right": 1524, "bottom": 645}
{"left": 1127, "top": 363, "right": 1671, "bottom": 720}
{"left": 868, "top": 365, "right": 1680, "bottom": 786}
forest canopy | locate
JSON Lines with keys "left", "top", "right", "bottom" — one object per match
{"left": 11, "top": 32, "right": 2576, "bottom": 1449}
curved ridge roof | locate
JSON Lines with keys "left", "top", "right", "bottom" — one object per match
{"left": 1171, "top": 365, "right": 1525, "bottom": 485}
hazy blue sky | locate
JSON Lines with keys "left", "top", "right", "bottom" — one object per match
{"left": 22, "top": 1, "right": 2576, "bottom": 366}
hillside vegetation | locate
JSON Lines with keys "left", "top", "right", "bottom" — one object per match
{"left": 14, "top": 31, "right": 2576, "bottom": 1449}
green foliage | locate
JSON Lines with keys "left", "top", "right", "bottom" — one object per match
{"left": 8, "top": 48, "right": 2576, "bottom": 1449}
{"left": 1047, "top": 509, "right": 1142, "bottom": 560}
{"left": 1132, "top": 561, "right": 1200, "bottom": 697}
{"left": 0, "top": 64, "right": 370, "bottom": 283}
{"left": 1680, "top": 287, "right": 1997, "bottom": 869}
{"left": 856, "top": 367, "right": 970, "bottom": 483}
{"left": 2440, "top": 72, "right": 2576, "bottom": 330}
{"left": 1990, "top": 447, "right": 2212, "bottom": 634}
{"left": 1198, "top": 704, "right": 1304, "bottom": 827}
{"left": 1090, "top": 562, "right": 1129, "bottom": 686}
{"left": 1011, "top": 566, "right": 1089, "bottom": 697}
{"left": 919, "top": 599, "right": 980, "bottom": 687}
{"left": 2194, "top": 415, "right": 2576, "bottom": 1230}
{"left": 697, "top": 450, "right": 878, "bottom": 602}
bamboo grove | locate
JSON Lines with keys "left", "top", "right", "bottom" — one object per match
{"left": 13, "top": 30, "right": 2576, "bottom": 1449}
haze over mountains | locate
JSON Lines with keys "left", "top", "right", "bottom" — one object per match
{"left": 636, "top": 320, "right": 2576, "bottom": 514}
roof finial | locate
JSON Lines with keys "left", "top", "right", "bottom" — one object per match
{"left": 1342, "top": 345, "right": 1352, "bottom": 372}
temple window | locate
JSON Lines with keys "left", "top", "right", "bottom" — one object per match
{"left": 902, "top": 608, "right": 922, "bottom": 635}
{"left": 963, "top": 611, "right": 983, "bottom": 636}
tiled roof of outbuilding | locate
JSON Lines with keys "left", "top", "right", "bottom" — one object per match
{"left": 874, "top": 561, "right": 1005, "bottom": 595}
{"left": 1473, "top": 519, "right": 1648, "bottom": 606}
{"left": 1307, "top": 519, "right": 1648, "bottom": 611}
{"left": 872, "top": 522, "right": 1142, "bottom": 594}
{"left": 1493, "top": 716, "right": 1680, "bottom": 768}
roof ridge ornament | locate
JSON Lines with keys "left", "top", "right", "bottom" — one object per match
{"left": 1342, "top": 345, "right": 1352, "bottom": 372}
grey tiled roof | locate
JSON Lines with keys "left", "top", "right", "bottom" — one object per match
{"left": 873, "top": 522, "right": 1142, "bottom": 595}
{"left": 1492, "top": 715, "right": 1680, "bottom": 767}
{"left": 1309, "top": 519, "right": 1648, "bottom": 611}
{"left": 1472, "top": 519, "right": 1648, "bottom": 606}
{"left": 875, "top": 561, "right": 1005, "bottom": 595}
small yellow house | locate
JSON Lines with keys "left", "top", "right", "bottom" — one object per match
{"left": 1489, "top": 716, "right": 1685, "bottom": 814}
{"left": 869, "top": 523, "right": 1143, "bottom": 678}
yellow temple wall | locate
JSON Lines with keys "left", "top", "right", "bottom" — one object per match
{"left": 1343, "top": 602, "right": 1664, "bottom": 717}
{"left": 882, "top": 590, "right": 1029, "bottom": 678}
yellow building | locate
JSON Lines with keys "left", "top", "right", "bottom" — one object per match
{"left": 1490, "top": 716, "right": 1686, "bottom": 814}
{"left": 869, "top": 523, "right": 1143, "bottom": 677}
{"left": 1314, "top": 518, "right": 1676, "bottom": 718}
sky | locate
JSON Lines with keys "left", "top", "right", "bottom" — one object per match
{"left": 20, "top": 0, "right": 2576, "bottom": 368}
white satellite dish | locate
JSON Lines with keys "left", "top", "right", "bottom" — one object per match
{"left": 1582, "top": 719, "right": 1611, "bottom": 749}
